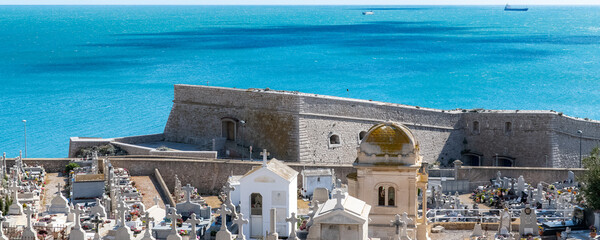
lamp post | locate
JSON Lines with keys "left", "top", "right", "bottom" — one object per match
{"left": 239, "top": 120, "right": 245, "bottom": 160}
{"left": 577, "top": 130, "right": 583, "bottom": 168}
{"left": 22, "top": 120, "right": 27, "bottom": 158}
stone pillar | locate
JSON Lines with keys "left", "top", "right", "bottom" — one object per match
{"left": 453, "top": 160, "right": 463, "bottom": 180}
{"left": 416, "top": 170, "right": 431, "bottom": 240}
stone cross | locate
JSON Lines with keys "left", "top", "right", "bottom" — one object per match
{"left": 141, "top": 211, "right": 154, "bottom": 230}
{"left": 223, "top": 182, "right": 237, "bottom": 218}
{"left": 223, "top": 182, "right": 235, "bottom": 200}
{"left": 24, "top": 206, "right": 35, "bottom": 229}
{"left": 286, "top": 212, "right": 300, "bottom": 240}
{"left": 261, "top": 149, "right": 270, "bottom": 167}
{"left": 332, "top": 189, "right": 345, "bottom": 210}
{"left": 167, "top": 207, "right": 182, "bottom": 233}
{"left": 186, "top": 213, "right": 202, "bottom": 239}
{"left": 0, "top": 212, "right": 6, "bottom": 239}
{"left": 91, "top": 215, "right": 103, "bottom": 233}
{"left": 117, "top": 201, "right": 130, "bottom": 227}
{"left": 140, "top": 211, "right": 155, "bottom": 240}
{"left": 233, "top": 212, "right": 249, "bottom": 240}
{"left": 72, "top": 205, "right": 84, "bottom": 229}
{"left": 182, "top": 184, "right": 194, "bottom": 202}
{"left": 216, "top": 204, "right": 232, "bottom": 231}
{"left": 390, "top": 214, "right": 405, "bottom": 235}
{"left": 56, "top": 182, "right": 62, "bottom": 194}
{"left": 399, "top": 212, "right": 413, "bottom": 238}
{"left": 153, "top": 196, "right": 160, "bottom": 206}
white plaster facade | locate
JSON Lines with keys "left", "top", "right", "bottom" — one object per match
{"left": 238, "top": 159, "right": 298, "bottom": 238}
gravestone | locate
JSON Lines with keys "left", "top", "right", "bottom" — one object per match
{"left": 90, "top": 198, "right": 107, "bottom": 217}
{"left": 265, "top": 208, "right": 279, "bottom": 240}
{"left": 21, "top": 207, "right": 38, "bottom": 240}
{"left": 0, "top": 212, "right": 7, "bottom": 240}
{"left": 215, "top": 204, "right": 232, "bottom": 240}
{"left": 517, "top": 176, "right": 525, "bottom": 198}
{"left": 176, "top": 184, "right": 206, "bottom": 219}
{"left": 115, "top": 201, "right": 132, "bottom": 240}
{"left": 140, "top": 211, "right": 156, "bottom": 240}
{"left": 286, "top": 212, "right": 300, "bottom": 240}
{"left": 312, "top": 188, "right": 329, "bottom": 203}
{"left": 166, "top": 207, "right": 182, "bottom": 240}
{"left": 8, "top": 184, "right": 23, "bottom": 215}
{"left": 391, "top": 213, "right": 412, "bottom": 240}
{"left": 69, "top": 206, "right": 86, "bottom": 240}
{"left": 48, "top": 183, "right": 70, "bottom": 214}
{"left": 233, "top": 212, "right": 249, "bottom": 240}
{"left": 519, "top": 205, "right": 538, "bottom": 237}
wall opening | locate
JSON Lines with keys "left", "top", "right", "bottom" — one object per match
{"left": 221, "top": 118, "right": 237, "bottom": 141}
{"left": 250, "top": 193, "right": 262, "bottom": 215}
{"left": 505, "top": 122, "right": 512, "bottom": 134}
{"left": 472, "top": 121, "right": 480, "bottom": 134}
{"left": 378, "top": 186, "right": 385, "bottom": 206}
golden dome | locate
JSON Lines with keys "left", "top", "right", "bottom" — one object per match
{"left": 362, "top": 122, "right": 416, "bottom": 155}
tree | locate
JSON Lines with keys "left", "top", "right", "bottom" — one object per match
{"left": 65, "top": 162, "right": 80, "bottom": 173}
{"left": 580, "top": 147, "right": 600, "bottom": 210}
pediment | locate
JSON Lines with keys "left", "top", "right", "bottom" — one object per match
{"left": 314, "top": 210, "right": 365, "bottom": 225}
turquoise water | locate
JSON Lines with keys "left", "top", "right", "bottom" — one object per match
{"left": 1, "top": 5, "right": 600, "bottom": 157}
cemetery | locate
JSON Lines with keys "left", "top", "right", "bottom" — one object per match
{"left": 1, "top": 120, "right": 599, "bottom": 240}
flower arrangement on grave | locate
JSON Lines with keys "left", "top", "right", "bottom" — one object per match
{"left": 179, "top": 229, "right": 188, "bottom": 235}
{"left": 176, "top": 218, "right": 183, "bottom": 227}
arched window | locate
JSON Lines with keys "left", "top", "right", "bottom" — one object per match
{"left": 388, "top": 187, "right": 395, "bottom": 206}
{"left": 328, "top": 133, "right": 341, "bottom": 148}
{"left": 250, "top": 193, "right": 262, "bottom": 215}
{"left": 359, "top": 131, "right": 367, "bottom": 141}
{"left": 378, "top": 186, "right": 385, "bottom": 206}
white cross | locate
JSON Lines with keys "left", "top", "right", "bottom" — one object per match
{"left": 24, "top": 206, "right": 36, "bottom": 229}
{"left": 0, "top": 212, "right": 6, "bottom": 237}
{"left": 390, "top": 214, "right": 406, "bottom": 236}
{"left": 116, "top": 201, "right": 130, "bottom": 227}
{"left": 308, "top": 200, "right": 320, "bottom": 218}
{"left": 186, "top": 213, "right": 202, "bottom": 238}
{"left": 399, "top": 212, "right": 413, "bottom": 237}
{"left": 332, "top": 189, "right": 345, "bottom": 210}
{"left": 261, "top": 149, "right": 270, "bottom": 167}
{"left": 182, "top": 184, "right": 195, "bottom": 202}
{"left": 167, "top": 207, "right": 181, "bottom": 233}
{"left": 215, "top": 204, "right": 232, "bottom": 231}
{"left": 140, "top": 211, "right": 154, "bottom": 230}
{"left": 286, "top": 212, "right": 300, "bottom": 238}
{"left": 233, "top": 212, "right": 249, "bottom": 240}
{"left": 153, "top": 196, "right": 160, "bottom": 206}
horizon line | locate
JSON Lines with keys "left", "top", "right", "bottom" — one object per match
{"left": 2, "top": 3, "right": 600, "bottom": 5}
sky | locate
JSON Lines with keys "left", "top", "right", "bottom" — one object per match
{"left": 1, "top": 0, "right": 598, "bottom": 5}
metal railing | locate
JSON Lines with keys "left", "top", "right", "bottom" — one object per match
{"left": 427, "top": 208, "right": 574, "bottom": 223}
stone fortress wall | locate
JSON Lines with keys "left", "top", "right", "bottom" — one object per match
{"left": 161, "top": 85, "right": 600, "bottom": 168}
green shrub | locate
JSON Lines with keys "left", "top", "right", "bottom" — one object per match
{"left": 65, "top": 162, "right": 80, "bottom": 173}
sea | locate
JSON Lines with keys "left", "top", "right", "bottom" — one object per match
{"left": 1, "top": 5, "right": 599, "bottom": 158}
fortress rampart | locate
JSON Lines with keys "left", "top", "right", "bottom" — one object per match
{"left": 69, "top": 84, "right": 600, "bottom": 168}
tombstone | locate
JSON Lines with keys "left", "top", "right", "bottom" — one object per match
{"left": 90, "top": 198, "right": 107, "bottom": 217}
{"left": 265, "top": 208, "right": 279, "bottom": 240}
{"left": 166, "top": 207, "right": 183, "bottom": 240}
{"left": 22, "top": 207, "right": 38, "bottom": 240}
{"left": 391, "top": 213, "right": 412, "bottom": 240}
{"left": 286, "top": 212, "right": 300, "bottom": 240}
{"left": 233, "top": 212, "right": 249, "bottom": 240}
{"left": 502, "top": 177, "right": 510, "bottom": 189}
{"left": 567, "top": 171, "right": 575, "bottom": 184}
{"left": 470, "top": 222, "right": 484, "bottom": 238}
{"left": 186, "top": 213, "right": 202, "bottom": 239}
{"left": 48, "top": 183, "right": 70, "bottom": 214}
{"left": 312, "top": 187, "right": 329, "bottom": 203}
{"left": 0, "top": 212, "right": 7, "bottom": 240}
{"left": 517, "top": 176, "right": 525, "bottom": 198}
{"left": 306, "top": 200, "right": 319, "bottom": 228}
{"left": 215, "top": 204, "right": 232, "bottom": 240}
{"left": 69, "top": 206, "right": 86, "bottom": 240}
{"left": 332, "top": 189, "right": 345, "bottom": 210}
{"left": 141, "top": 211, "right": 156, "bottom": 240}
{"left": 8, "top": 184, "right": 23, "bottom": 215}
{"left": 115, "top": 201, "right": 132, "bottom": 240}
{"left": 176, "top": 184, "right": 205, "bottom": 219}
{"left": 222, "top": 182, "right": 237, "bottom": 219}
{"left": 519, "top": 205, "right": 538, "bottom": 237}
{"left": 497, "top": 208, "right": 512, "bottom": 237}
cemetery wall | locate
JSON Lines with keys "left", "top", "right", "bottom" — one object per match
{"left": 7, "top": 158, "right": 71, "bottom": 173}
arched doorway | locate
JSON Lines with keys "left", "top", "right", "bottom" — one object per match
{"left": 221, "top": 118, "right": 237, "bottom": 141}
{"left": 250, "top": 193, "right": 263, "bottom": 237}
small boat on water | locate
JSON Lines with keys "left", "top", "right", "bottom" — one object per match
{"left": 504, "top": 4, "right": 528, "bottom": 11}
{"left": 362, "top": 11, "right": 374, "bottom": 15}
